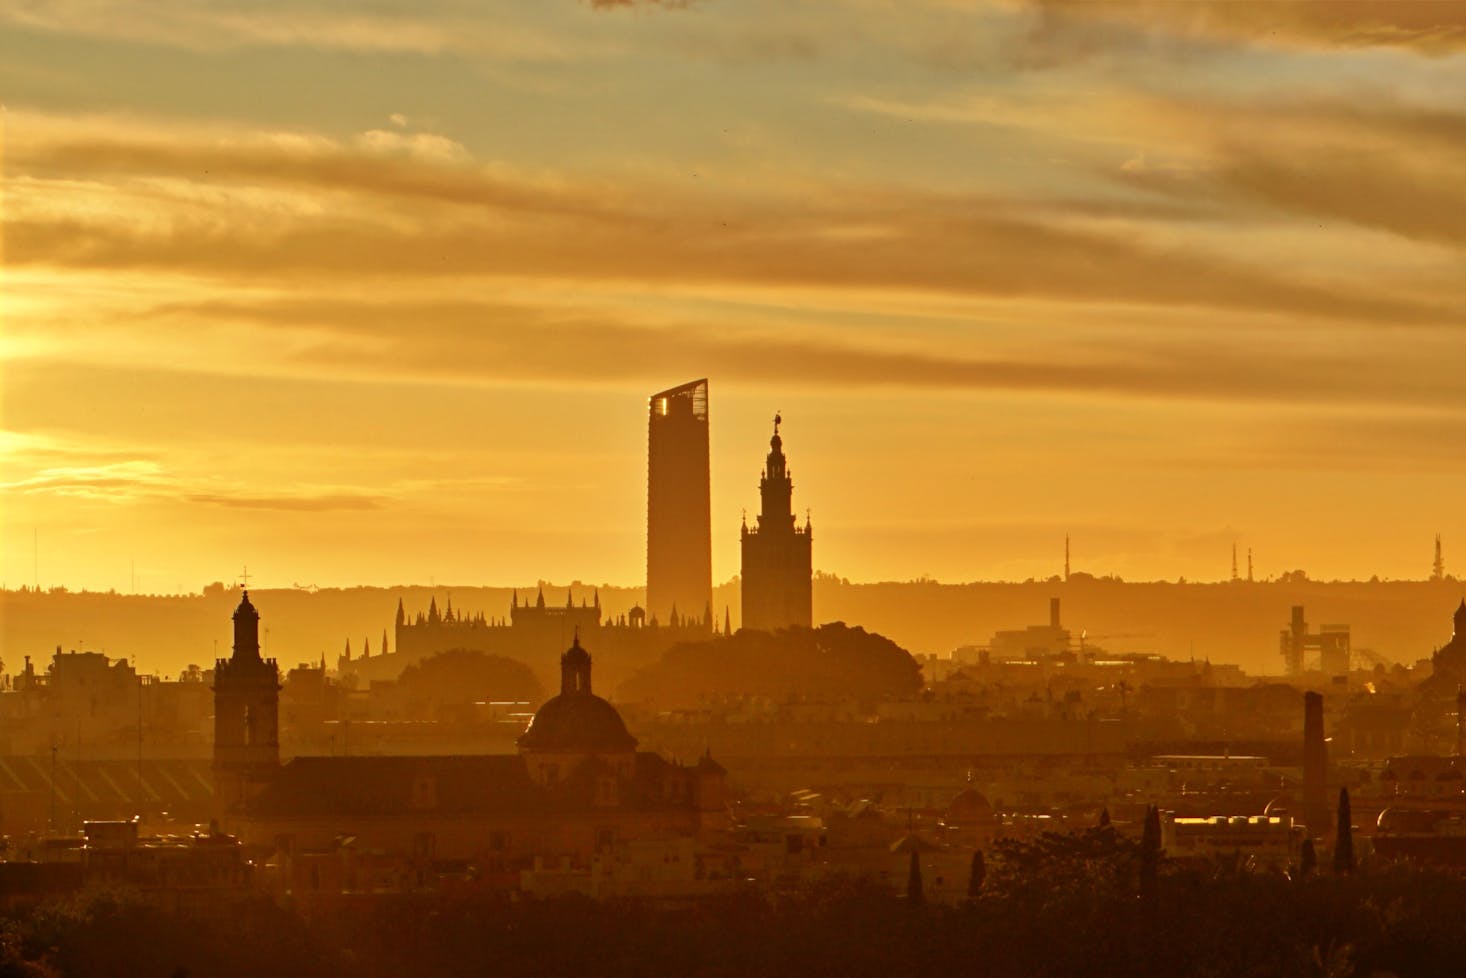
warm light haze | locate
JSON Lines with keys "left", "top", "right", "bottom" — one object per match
{"left": 4, "top": 0, "right": 1465, "bottom": 593}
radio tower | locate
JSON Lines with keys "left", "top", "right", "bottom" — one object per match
{"left": 1231, "top": 543, "right": 1239, "bottom": 583}
{"left": 1434, "top": 534, "right": 1446, "bottom": 582}
{"left": 1247, "top": 547, "right": 1254, "bottom": 583}
{"left": 1064, "top": 535, "right": 1070, "bottom": 583}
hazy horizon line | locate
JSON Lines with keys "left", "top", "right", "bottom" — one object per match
{"left": 5, "top": 571, "right": 1461, "bottom": 600}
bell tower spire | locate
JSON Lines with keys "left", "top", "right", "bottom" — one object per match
{"left": 232, "top": 590, "right": 261, "bottom": 661}
{"left": 759, "top": 413, "right": 794, "bottom": 531}
{"left": 741, "top": 413, "right": 813, "bottom": 631}
{"left": 214, "top": 590, "right": 281, "bottom": 815}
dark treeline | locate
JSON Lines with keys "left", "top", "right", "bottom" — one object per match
{"left": 619, "top": 622, "right": 922, "bottom": 708}
{"left": 10, "top": 837, "right": 1466, "bottom": 977}
{"left": 395, "top": 649, "right": 545, "bottom": 713}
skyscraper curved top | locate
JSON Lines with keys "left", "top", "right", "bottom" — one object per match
{"left": 646, "top": 379, "right": 711, "bottom": 628}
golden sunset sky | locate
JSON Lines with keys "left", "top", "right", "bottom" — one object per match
{"left": 3, "top": 0, "right": 1465, "bottom": 593}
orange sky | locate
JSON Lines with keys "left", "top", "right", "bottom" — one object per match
{"left": 3, "top": 0, "right": 1465, "bottom": 593}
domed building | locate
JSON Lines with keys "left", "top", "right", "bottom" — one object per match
{"left": 942, "top": 786, "right": 998, "bottom": 847}
{"left": 219, "top": 597, "right": 729, "bottom": 896}
{"left": 519, "top": 636, "right": 638, "bottom": 786}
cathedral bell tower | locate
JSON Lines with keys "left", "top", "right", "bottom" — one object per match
{"left": 740, "top": 414, "right": 813, "bottom": 632}
{"left": 212, "top": 591, "right": 281, "bottom": 812}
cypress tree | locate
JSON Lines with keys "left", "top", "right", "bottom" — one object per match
{"left": 967, "top": 850, "right": 985, "bottom": 899}
{"left": 1299, "top": 837, "right": 1317, "bottom": 878}
{"left": 1139, "top": 805, "right": 1161, "bottom": 909}
{"left": 1334, "top": 787, "right": 1355, "bottom": 875}
{"left": 907, "top": 848, "right": 925, "bottom": 906}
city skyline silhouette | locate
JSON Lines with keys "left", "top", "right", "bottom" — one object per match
{"left": 8, "top": 5, "right": 1466, "bottom": 971}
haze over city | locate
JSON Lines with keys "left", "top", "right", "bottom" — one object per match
{"left": 7, "top": 3, "right": 1466, "bottom": 977}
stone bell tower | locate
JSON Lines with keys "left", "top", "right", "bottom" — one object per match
{"left": 212, "top": 590, "right": 281, "bottom": 812}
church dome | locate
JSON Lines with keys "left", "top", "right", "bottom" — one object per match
{"left": 517, "top": 636, "right": 637, "bottom": 753}
{"left": 946, "top": 787, "right": 995, "bottom": 823}
{"left": 518, "top": 694, "right": 636, "bottom": 752}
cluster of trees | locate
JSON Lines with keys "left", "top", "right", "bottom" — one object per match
{"left": 619, "top": 622, "right": 922, "bottom": 708}
{"left": 0, "top": 792, "right": 1445, "bottom": 978}
{"left": 0, "top": 890, "right": 324, "bottom": 977}
{"left": 395, "top": 648, "right": 544, "bottom": 715}
{"left": 12, "top": 859, "right": 1466, "bottom": 978}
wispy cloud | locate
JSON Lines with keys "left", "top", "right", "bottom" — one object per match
{"left": 0, "top": 440, "right": 388, "bottom": 510}
{"left": 7, "top": 112, "right": 1457, "bottom": 330}
{"left": 1108, "top": 99, "right": 1466, "bottom": 248}
{"left": 1015, "top": 0, "right": 1466, "bottom": 54}
{"left": 1, "top": 460, "right": 172, "bottom": 501}
{"left": 184, "top": 491, "right": 384, "bottom": 511}
{"left": 33, "top": 295, "right": 1455, "bottom": 414}
{"left": 838, "top": 86, "right": 1466, "bottom": 250}
{"left": 589, "top": 0, "right": 694, "bottom": 9}
{"left": 0, "top": 0, "right": 602, "bottom": 60}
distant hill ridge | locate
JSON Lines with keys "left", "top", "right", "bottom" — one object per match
{"left": 2, "top": 577, "right": 1463, "bottom": 680}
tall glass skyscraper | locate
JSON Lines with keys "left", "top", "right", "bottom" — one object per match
{"left": 646, "top": 379, "right": 712, "bottom": 628}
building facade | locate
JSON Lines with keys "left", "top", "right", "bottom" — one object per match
{"left": 646, "top": 379, "right": 712, "bottom": 628}
{"left": 740, "top": 415, "right": 813, "bottom": 632}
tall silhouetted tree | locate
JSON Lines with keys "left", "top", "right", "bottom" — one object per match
{"left": 967, "top": 850, "right": 986, "bottom": 899}
{"left": 1299, "top": 837, "right": 1317, "bottom": 878}
{"left": 907, "top": 849, "right": 925, "bottom": 906}
{"left": 1098, "top": 807, "right": 1111, "bottom": 828}
{"left": 1334, "top": 787, "right": 1355, "bottom": 875}
{"left": 1139, "top": 804, "right": 1161, "bottom": 910}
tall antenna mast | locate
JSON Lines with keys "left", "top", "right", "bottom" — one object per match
{"left": 1434, "top": 534, "right": 1446, "bottom": 583}
{"left": 1064, "top": 535, "right": 1070, "bottom": 583}
{"left": 1231, "top": 543, "right": 1239, "bottom": 583}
